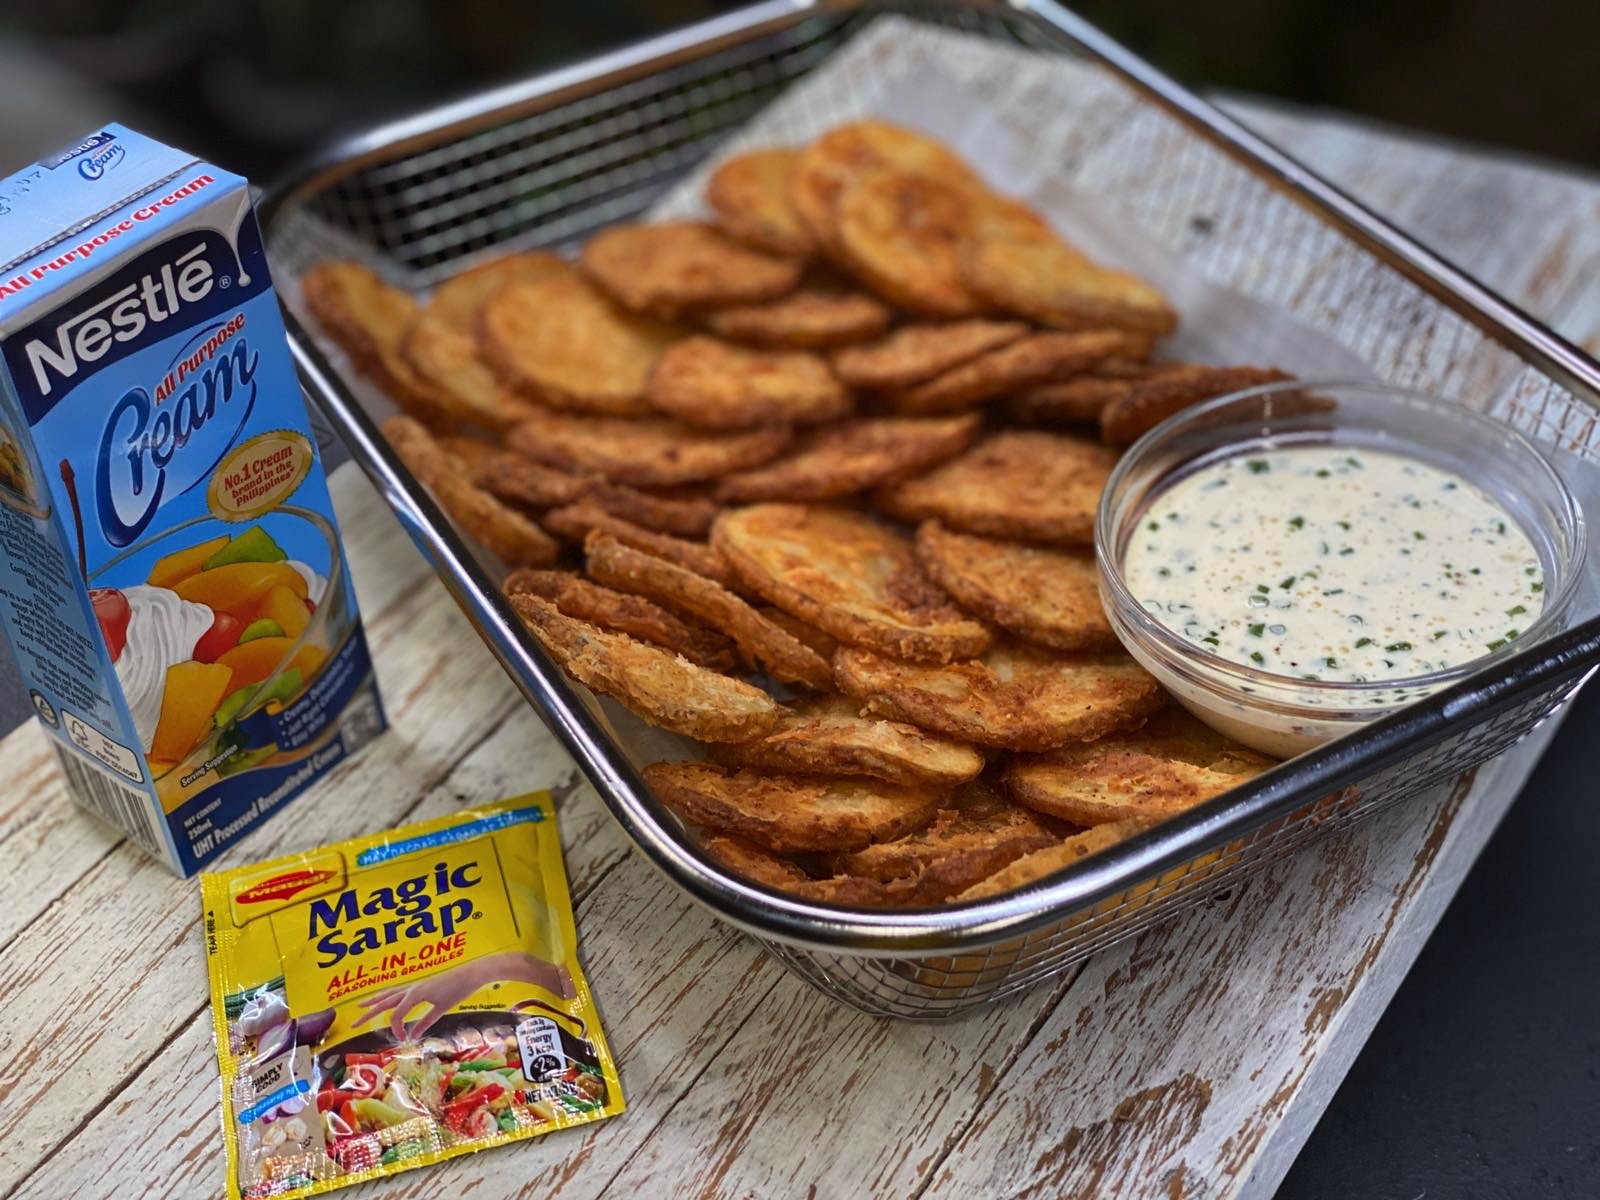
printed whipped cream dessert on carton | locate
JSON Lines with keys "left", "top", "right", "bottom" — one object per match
{"left": 0, "top": 125, "right": 385, "bottom": 874}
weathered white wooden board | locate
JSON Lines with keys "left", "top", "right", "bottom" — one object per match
{"left": 0, "top": 89, "right": 1597, "bottom": 1200}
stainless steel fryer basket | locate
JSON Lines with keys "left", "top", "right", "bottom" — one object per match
{"left": 259, "top": 0, "right": 1600, "bottom": 1019}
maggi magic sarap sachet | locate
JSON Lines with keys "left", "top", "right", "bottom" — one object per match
{"left": 0, "top": 125, "right": 384, "bottom": 874}
{"left": 203, "top": 794, "right": 623, "bottom": 1198}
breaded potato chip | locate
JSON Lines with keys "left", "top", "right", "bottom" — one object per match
{"left": 542, "top": 501, "right": 736, "bottom": 589}
{"left": 756, "top": 607, "right": 839, "bottom": 660}
{"left": 503, "top": 568, "right": 740, "bottom": 672}
{"left": 955, "top": 817, "right": 1154, "bottom": 901}
{"left": 705, "top": 148, "right": 816, "bottom": 258}
{"left": 714, "top": 504, "right": 992, "bottom": 663}
{"left": 883, "top": 329, "right": 1142, "bottom": 415}
{"left": 915, "top": 520, "right": 1117, "bottom": 652}
{"left": 874, "top": 430, "right": 1119, "bottom": 545}
{"left": 961, "top": 198, "right": 1177, "bottom": 335}
{"left": 699, "top": 836, "right": 917, "bottom": 907}
{"left": 584, "top": 535, "right": 834, "bottom": 690}
{"left": 383, "top": 416, "right": 559, "bottom": 566}
{"left": 833, "top": 168, "right": 985, "bottom": 317}
{"left": 704, "top": 288, "right": 891, "bottom": 348}
{"left": 437, "top": 434, "right": 501, "bottom": 474}
{"left": 507, "top": 411, "right": 791, "bottom": 487}
{"left": 302, "top": 262, "right": 449, "bottom": 425}
{"left": 581, "top": 221, "right": 803, "bottom": 318}
{"left": 830, "top": 319, "right": 1029, "bottom": 390}
{"left": 480, "top": 274, "right": 677, "bottom": 415}
{"left": 711, "top": 694, "right": 983, "bottom": 786}
{"left": 713, "top": 414, "right": 981, "bottom": 503}
{"left": 834, "top": 641, "right": 1164, "bottom": 752}
{"left": 1100, "top": 364, "right": 1293, "bottom": 447}
{"left": 510, "top": 595, "right": 779, "bottom": 742}
{"left": 791, "top": 120, "right": 980, "bottom": 253}
{"left": 825, "top": 779, "right": 1058, "bottom": 881}
{"left": 702, "top": 833, "right": 814, "bottom": 889}
{"left": 646, "top": 336, "right": 852, "bottom": 430}
{"left": 1006, "top": 706, "right": 1277, "bottom": 826}
{"left": 1005, "top": 358, "right": 1164, "bottom": 424}
{"left": 643, "top": 760, "right": 940, "bottom": 852}
{"left": 403, "top": 315, "right": 545, "bottom": 431}
{"left": 471, "top": 450, "right": 589, "bottom": 510}
{"left": 424, "top": 250, "right": 571, "bottom": 332}
{"left": 587, "top": 481, "right": 721, "bottom": 538}
{"left": 466, "top": 447, "right": 720, "bottom": 535}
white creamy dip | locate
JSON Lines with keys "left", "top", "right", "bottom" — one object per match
{"left": 1122, "top": 446, "right": 1544, "bottom": 687}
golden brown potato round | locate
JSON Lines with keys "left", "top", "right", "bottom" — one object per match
{"left": 711, "top": 694, "right": 983, "bottom": 787}
{"left": 585, "top": 481, "right": 721, "bottom": 539}
{"left": 714, "top": 504, "right": 992, "bottom": 664}
{"left": 705, "top": 148, "right": 816, "bottom": 258}
{"left": 436, "top": 434, "right": 500, "bottom": 475}
{"left": 704, "top": 288, "right": 891, "bottom": 348}
{"left": 1099, "top": 365, "right": 1293, "bottom": 447}
{"left": 403, "top": 315, "right": 545, "bottom": 432}
{"left": 915, "top": 520, "right": 1117, "bottom": 652}
{"left": 503, "top": 569, "right": 740, "bottom": 673}
{"left": 1004, "top": 358, "right": 1164, "bottom": 424}
{"left": 302, "top": 262, "right": 450, "bottom": 426}
{"left": 580, "top": 221, "right": 803, "bottom": 318}
{"left": 424, "top": 250, "right": 572, "bottom": 333}
{"left": 833, "top": 168, "right": 984, "bottom": 317}
{"left": 643, "top": 760, "right": 940, "bottom": 853}
{"left": 882, "top": 330, "right": 1144, "bottom": 415}
{"left": 584, "top": 535, "right": 834, "bottom": 691}
{"left": 824, "top": 779, "right": 1058, "bottom": 882}
{"left": 755, "top": 607, "right": 839, "bottom": 661}
{"left": 542, "top": 501, "right": 737, "bottom": 589}
{"left": 961, "top": 198, "right": 1177, "bottom": 335}
{"left": 874, "top": 429, "right": 1119, "bottom": 545}
{"left": 955, "top": 818, "right": 1154, "bottom": 901}
{"left": 469, "top": 449, "right": 589, "bottom": 510}
{"left": 791, "top": 120, "right": 980, "bottom": 253}
{"left": 383, "top": 416, "right": 559, "bottom": 566}
{"left": 713, "top": 414, "right": 981, "bottom": 504}
{"left": 507, "top": 411, "right": 791, "bottom": 488}
{"left": 702, "top": 833, "right": 814, "bottom": 889}
{"left": 834, "top": 641, "right": 1164, "bottom": 752}
{"left": 509, "top": 595, "right": 780, "bottom": 742}
{"left": 646, "top": 336, "right": 852, "bottom": 430}
{"left": 1005, "top": 706, "right": 1277, "bottom": 826}
{"left": 829, "top": 319, "right": 1030, "bottom": 390}
{"left": 479, "top": 275, "right": 678, "bottom": 416}
{"left": 699, "top": 835, "right": 929, "bottom": 907}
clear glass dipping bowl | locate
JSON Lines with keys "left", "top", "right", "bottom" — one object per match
{"left": 1095, "top": 380, "right": 1587, "bottom": 758}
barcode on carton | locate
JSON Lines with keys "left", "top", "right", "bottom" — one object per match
{"left": 57, "top": 746, "right": 164, "bottom": 857}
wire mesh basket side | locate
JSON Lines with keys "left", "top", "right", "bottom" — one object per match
{"left": 261, "top": 3, "right": 1600, "bottom": 1018}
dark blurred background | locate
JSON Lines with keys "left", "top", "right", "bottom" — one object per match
{"left": 1, "top": 0, "right": 1598, "bottom": 178}
{"left": 0, "top": 4, "right": 1596, "bottom": 1199}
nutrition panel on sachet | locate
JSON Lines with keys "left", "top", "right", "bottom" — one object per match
{"left": 1122, "top": 446, "right": 1544, "bottom": 684}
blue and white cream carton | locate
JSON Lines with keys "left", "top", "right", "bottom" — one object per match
{"left": 0, "top": 125, "right": 385, "bottom": 874}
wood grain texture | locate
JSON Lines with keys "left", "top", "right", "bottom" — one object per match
{"left": 4, "top": 56, "right": 1600, "bottom": 1200}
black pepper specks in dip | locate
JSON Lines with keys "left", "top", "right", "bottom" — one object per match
{"left": 1123, "top": 447, "right": 1544, "bottom": 684}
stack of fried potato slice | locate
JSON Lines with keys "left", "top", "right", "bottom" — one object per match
{"left": 303, "top": 119, "right": 1288, "bottom": 909}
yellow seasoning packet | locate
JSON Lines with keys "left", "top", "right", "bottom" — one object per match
{"left": 201, "top": 794, "right": 623, "bottom": 1198}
